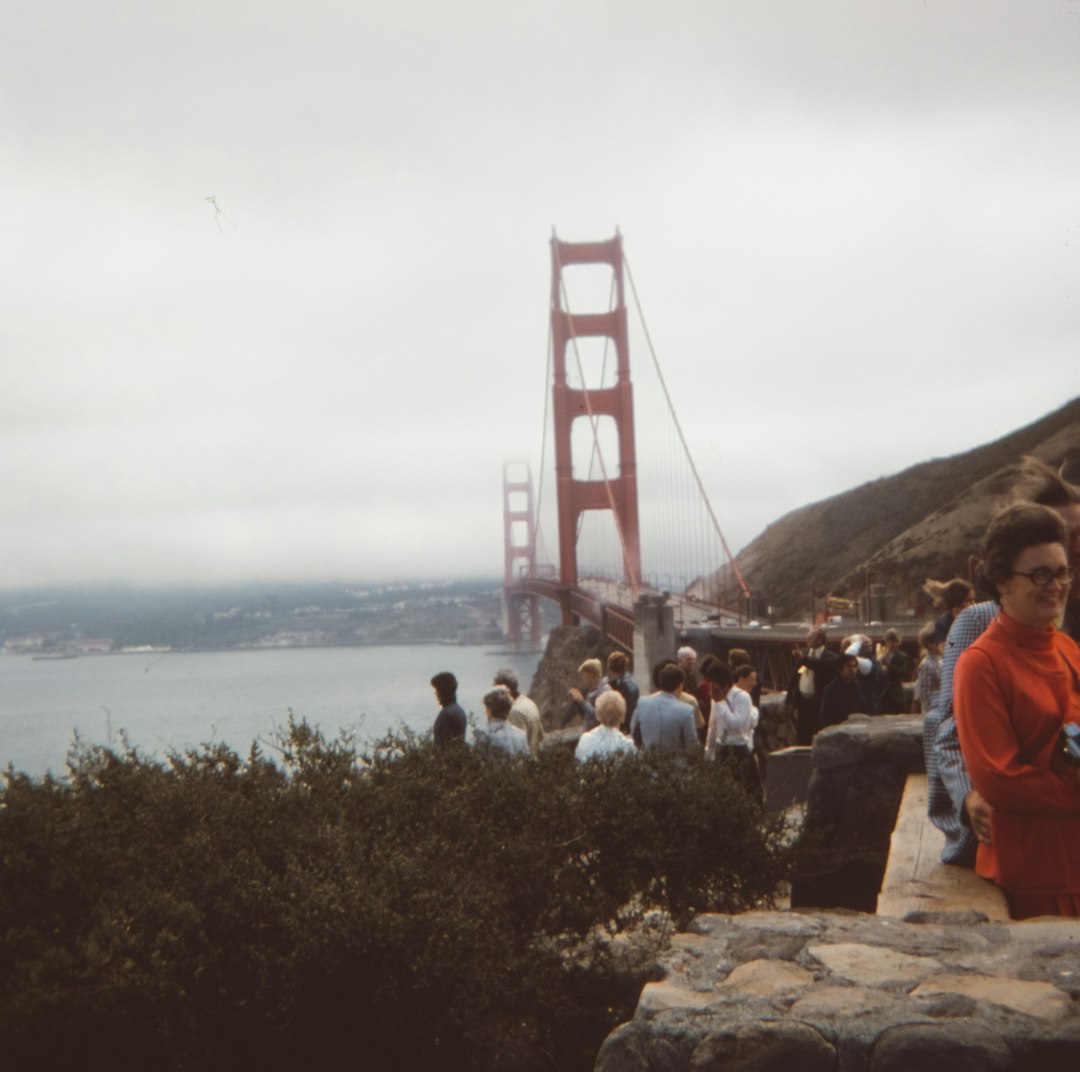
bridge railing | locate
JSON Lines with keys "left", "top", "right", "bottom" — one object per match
{"left": 560, "top": 585, "right": 637, "bottom": 651}
{"left": 510, "top": 576, "right": 636, "bottom": 652}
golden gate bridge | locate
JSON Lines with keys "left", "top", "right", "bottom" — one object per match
{"left": 503, "top": 230, "right": 756, "bottom": 669}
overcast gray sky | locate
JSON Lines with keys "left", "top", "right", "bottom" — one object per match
{"left": 4, "top": 1, "right": 1079, "bottom": 590}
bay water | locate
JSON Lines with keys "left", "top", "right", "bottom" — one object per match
{"left": 1, "top": 644, "right": 542, "bottom": 779}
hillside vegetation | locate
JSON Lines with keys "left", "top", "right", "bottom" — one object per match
{"left": 734, "top": 397, "right": 1080, "bottom": 619}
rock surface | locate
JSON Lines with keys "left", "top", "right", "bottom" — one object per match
{"left": 595, "top": 910, "right": 1080, "bottom": 1071}
{"left": 530, "top": 624, "right": 620, "bottom": 731}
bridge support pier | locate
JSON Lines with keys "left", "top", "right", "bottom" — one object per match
{"left": 633, "top": 594, "right": 674, "bottom": 683}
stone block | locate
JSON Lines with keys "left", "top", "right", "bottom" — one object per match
{"left": 790, "top": 984, "right": 896, "bottom": 1019}
{"left": 812, "top": 721, "right": 869, "bottom": 769}
{"left": 690, "top": 1021, "right": 836, "bottom": 1072}
{"left": 757, "top": 695, "right": 796, "bottom": 754}
{"left": 595, "top": 1023, "right": 691, "bottom": 1072}
{"left": 719, "top": 958, "right": 815, "bottom": 998}
{"left": 865, "top": 715, "right": 924, "bottom": 770}
{"left": 806, "top": 941, "right": 943, "bottom": 987}
{"left": 868, "top": 1022, "right": 1011, "bottom": 1072}
{"left": 638, "top": 979, "right": 717, "bottom": 1016}
{"left": 763, "top": 746, "right": 813, "bottom": 812}
{"left": 910, "top": 973, "right": 1073, "bottom": 1021}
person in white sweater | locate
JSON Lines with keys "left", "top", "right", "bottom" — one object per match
{"left": 575, "top": 691, "right": 637, "bottom": 762}
{"left": 704, "top": 662, "right": 761, "bottom": 796}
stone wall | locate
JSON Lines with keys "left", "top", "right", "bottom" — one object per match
{"left": 756, "top": 694, "right": 798, "bottom": 755}
{"left": 595, "top": 909, "right": 1080, "bottom": 1071}
{"left": 792, "top": 714, "right": 925, "bottom": 912}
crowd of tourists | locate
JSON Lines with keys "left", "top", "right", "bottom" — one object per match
{"left": 786, "top": 618, "right": 950, "bottom": 745}
{"left": 428, "top": 644, "right": 765, "bottom": 795}
{"left": 569, "top": 646, "right": 763, "bottom": 793}
{"left": 429, "top": 455, "right": 1080, "bottom": 920}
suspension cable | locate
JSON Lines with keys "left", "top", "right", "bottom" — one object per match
{"left": 530, "top": 299, "right": 555, "bottom": 574}
{"left": 623, "top": 251, "right": 750, "bottom": 600}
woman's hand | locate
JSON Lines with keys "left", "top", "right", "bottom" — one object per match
{"left": 964, "top": 789, "right": 993, "bottom": 845}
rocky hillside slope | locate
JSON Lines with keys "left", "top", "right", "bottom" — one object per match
{"left": 732, "top": 397, "right": 1080, "bottom": 620}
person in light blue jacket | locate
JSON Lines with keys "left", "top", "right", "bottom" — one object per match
{"left": 478, "top": 688, "right": 529, "bottom": 757}
{"left": 630, "top": 663, "right": 701, "bottom": 754}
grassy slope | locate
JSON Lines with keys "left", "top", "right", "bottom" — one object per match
{"left": 735, "top": 397, "right": 1080, "bottom": 618}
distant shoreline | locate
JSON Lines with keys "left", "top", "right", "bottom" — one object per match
{"left": 7, "top": 638, "right": 546, "bottom": 658}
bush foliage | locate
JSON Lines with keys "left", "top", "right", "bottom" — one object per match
{"left": 0, "top": 721, "right": 790, "bottom": 1070}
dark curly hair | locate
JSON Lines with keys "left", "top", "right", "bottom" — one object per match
{"left": 981, "top": 502, "right": 1068, "bottom": 600}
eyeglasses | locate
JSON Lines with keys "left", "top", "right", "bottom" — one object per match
{"left": 1010, "top": 566, "right": 1077, "bottom": 588}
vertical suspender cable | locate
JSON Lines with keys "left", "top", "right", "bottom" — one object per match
{"left": 531, "top": 311, "right": 555, "bottom": 573}
{"left": 624, "top": 252, "right": 750, "bottom": 602}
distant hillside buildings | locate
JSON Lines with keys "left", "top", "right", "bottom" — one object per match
{"left": 3, "top": 634, "right": 115, "bottom": 655}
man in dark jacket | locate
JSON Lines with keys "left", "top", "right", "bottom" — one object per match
{"left": 430, "top": 671, "right": 466, "bottom": 746}
{"left": 787, "top": 626, "right": 838, "bottom": 744}
{"left": 819, "top": 654, "right": 862, "bottom": 728}
{"left": 607, "top": 650, "right": 639, "bottom": 733}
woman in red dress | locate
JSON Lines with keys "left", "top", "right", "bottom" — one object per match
{"left": 954, "top": 502, "right": 1080, "bottom": 919}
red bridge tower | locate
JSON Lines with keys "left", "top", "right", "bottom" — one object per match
{"left": 502, "top": 460, "right": 541, "bottom": 647}
{"left": 550, "top": 232, "right": 641, "bottom": 624}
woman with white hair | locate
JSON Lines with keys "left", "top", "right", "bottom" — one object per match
{"left": 677, "top": 645, "right": 699, "bottom": 695}
{"left": 575, "top": 691, "right": 636, "bottom": 761}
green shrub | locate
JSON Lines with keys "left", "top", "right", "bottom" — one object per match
{"left": 0, "top": 720, "right": 790, "bottom": 1071}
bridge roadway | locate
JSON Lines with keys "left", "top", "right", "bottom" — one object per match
{"left": 512, "top": 576, "right": 637, "bottom": 650}
{"left": 511, "top": 576, "right": 922, "bottom": 691}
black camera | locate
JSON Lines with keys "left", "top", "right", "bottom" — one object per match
{"left": 1060, "top": 723, "right": 1080, "bottom": 768}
